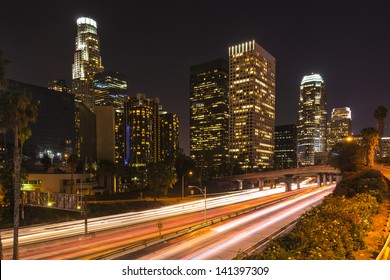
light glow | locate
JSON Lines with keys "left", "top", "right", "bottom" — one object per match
{"left": 77, "top": 17, "right": 97, "bottom": 28}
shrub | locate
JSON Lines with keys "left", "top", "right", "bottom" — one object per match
{"left": 333, "top": 168, "right": 389, "bottom": 202}
{"left": 246, "top": 193, "right": 379, "bottom": 260}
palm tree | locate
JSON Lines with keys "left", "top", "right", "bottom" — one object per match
{"left": 374, "top": 106, "right": 388, "bottom": 137}
{"left": 374, "top": 106, "right": 388, "bottom": 157}
{"left": 361, "top": 127, "right": 380, "bottom": 167}
{"left": 0, "top": 48, "right": 8, "bottom": 260}
{"left": 97, "top": 159, "right": 116, "bottom": 194}
{"left": 67, "top": 152, "right": 79, "bottom": 193}
{"left": 0, "top": 49, "right": 9, "bottom": 88}
{"left": 0, "top": 91, "right": 38, "bottom": 259}
{"left": 0, "top": 50, "right": 38, "bottom": 259}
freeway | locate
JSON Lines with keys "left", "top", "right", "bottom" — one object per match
{"left": 1, "top": 182, "right": 324, "bottom": 259}
{"left": 121, "top": 185, "right": 335, "bottom": 260}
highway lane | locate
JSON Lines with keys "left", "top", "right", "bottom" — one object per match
{"left": 1, "top": 184, "right": 309, "bottom": 249}
{"left": 1, "top": 183, "right": 319, "bottom": 259}
{"left": 126, "top": 185, "right": 335, "bottom": 260}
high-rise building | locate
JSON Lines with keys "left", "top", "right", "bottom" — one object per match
{"left": 48, "top": 79, "right": 68, "bottom": 93}
{"left": 381, "top": 136, "right": 390, "bottom": 158}
{"left": 228, "top": 40, "right": 276, "bottom": 171}
{"left": 94, "top": 71, "right": 127, "bottom": 108}
{"left": 274, "top": 124, "right": 297, "bottom": 170}
{"left": 94, "top": 71, "right": 127, "bottom": 164}
{"left": 190, "top": 58, "right": 229, "bottom": 173}
{"left": 327, "top": 107, "right": 352, "bottom": 151}
{"left": 297, "top": 73, "right": 327, "bottom": 166}
{"left": 71, "top": 17, "right": 104, "bottom": 112}
{"left": 95, "top": 106, "right": 116, "bottom": 162}
{"left": 159, "top": 110, "right": 179, "bottom": 162}
{"left": 75, "top": 101, "right": 97, "bottom": 163}
{"left": 4, "top": 80, "right": 76, "bottom": 170}
{"left": 124, "top": 93, "right": 160, "bottom": 167}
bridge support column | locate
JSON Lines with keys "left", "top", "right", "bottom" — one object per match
{"left": 285, "top": 175, "right": 293, "bottom": 192}
{"left": 317, "top": 174, "right": 322, "bottom": 187}
{"left": 323, "top": 174, "right": 328, "bottom": 186}
{"left": 250, "top": 181, "right": 255, "bottom": 189}
{"left": 270, "top": 179, "right": 276, "bottom": 189}
{"left": 238, "top": 180, "right": 243, "bottom": 190}
{"left": 296, "top": 176, "right": 300, "bottom": 189}
{"left": 258, "top": 179, "right": 264, "bottom": 191}
{"left": 329, "top": 174, "right": 333, "bottom": 184}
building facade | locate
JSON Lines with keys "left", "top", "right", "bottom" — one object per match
{"left": 94, "top": 71, "right": 127, "bottom": 164}
{"left": 190, "top": 58, "right": 229, "bottom": 174}
{"left": 71, "top": 17, "right": 104, "bottom": 112}
{"left": 381, "top": 136, "right": 390, "bottom": 158}
{"left": 274, "top": 124, "right": 297, "bottom": 170}
{"left": 159, "top": 110, "right": 179, "bottom": 162}
{"left": 327, "top": 107, "right": 352, "bottom": 151}
{"left": 228, "top": 40, "right": 276, "bottom": 171}
{"left": 124, "top": 93, "right": 160, "bottom": 167}
{"left": 297, "top": 73, "right": 327, "bottom": 166}
{"left": 95, "top": 106, "right": 116, "bottom": 162}
{"left": 48, "top": 79, "right": 68, "bottom": 93}
{"left": 75, "top": 101, "right": 97, "bottom": 163}
{"left": 4, "top": 80, "right": 76, "bottom": 170}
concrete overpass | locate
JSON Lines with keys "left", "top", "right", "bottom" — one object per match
{"left": 216, "top": 165, "right": 342, "bottom": 192}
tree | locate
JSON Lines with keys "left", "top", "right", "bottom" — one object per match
{"left": 0, "top": 48, "right": 9, "bottom": 260}
{"left": 97, "top": 159, "right": 116, "bottom": 194}
{"left": 374, "top": 106, "right": 388, "bottom": 157}
{"left": 146, "top": 162, "right": 177, "bottom": 201}
{"left": 0, "top": 91, "right": 38, "bottom": 260}
{"left": 40, "top": 153, "right": 52, "bottom": 173}
{"left": 66, "top": 152, "right": 79, "bottom": 193}
{"left": 0, "top": 50, "right": 39, "bottom": 259}
{"left": 361, "top": 127, "right": 379, "bottom": 167}
{"left": 374, "top": 106, "right": 388, "bottom": 138}
{"left": 0, "top": 49, "right": 9, "bottom": 88}
{"left": 328, "top": 141, "right": 365, "bottom": 172}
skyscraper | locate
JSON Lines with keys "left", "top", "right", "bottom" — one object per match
{"left": 4, "top": 80, "right": 77, "bottom": 170}
{"left": 327, "top": 107, "right": 352, "bottom": 151}
{"left": 94, "top": 71, "right": 127, "bottom": 108}
{"left": 94, "top": 71, "right": 128, "bottom": 164}
{"left": 48, "top": 79, "right": 68, "bottom": 93}
{"left": 297, "top": 73, "right": 327, "bottom": 166}
{"left": 124, "top": 93, "right": 160, "bottom": 167}
{"left": 228, "top": 40, "right": 276, "bottom": 171}
{"left": 71, "top": 17, "right": 104, "bottom": 112}
{"left": 190, "top": 58, "right": 229, "bottom": 174}
{"left": 159, "top": 110, "right": 179, "bottom": 162}
{"left": 274, "top": 124, "right": 297, "bottom": 170}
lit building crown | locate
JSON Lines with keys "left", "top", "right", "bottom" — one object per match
{"left": 77, "top": 17, "right": 97, "bottom": 28}
{"left": 301, "top": 74, "right": 324, "bottom": 85}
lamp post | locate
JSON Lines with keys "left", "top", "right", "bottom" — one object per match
{"left": 181, "top": 171, "right": 193, "bottom": 200}
{"left": 64, "top": 152, "right": 68, "bottom": 168}
{"left": 189, "top": 185, "right": 207, "bottom": 222}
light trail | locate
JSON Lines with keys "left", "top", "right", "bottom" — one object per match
{"left": 135, "top": 185, "right": 334, "bottom": 260}
{"left": 1, "top": 183, "right": 311, "bottom": 248}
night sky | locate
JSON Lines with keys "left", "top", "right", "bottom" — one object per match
{"left": 2, "top": 1, "right": 389, "bottom": 155}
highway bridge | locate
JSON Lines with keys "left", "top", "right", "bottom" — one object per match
{"left": 215, "top": 165, "right": 341, "bottom": 192}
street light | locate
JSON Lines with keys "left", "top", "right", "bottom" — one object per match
{"left": 188, "top": 185, "right": 207, "bottom": 222}
{"left": 64, "top": 153, "right": 69, "bottom": 168}
{"left": 181, "top": 171, "right": 193, "bottom": 200}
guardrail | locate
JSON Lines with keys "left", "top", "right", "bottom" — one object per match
{"left": 376, "top": 205, "right": 390, "bottom": 260}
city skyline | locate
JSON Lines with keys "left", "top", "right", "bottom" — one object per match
{"left": 2, "top": 1, "right": 389, "bottom": 155}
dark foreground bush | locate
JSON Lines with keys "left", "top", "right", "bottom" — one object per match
{"left": 333, "top": 168, "right": 389, "bottom": 202}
